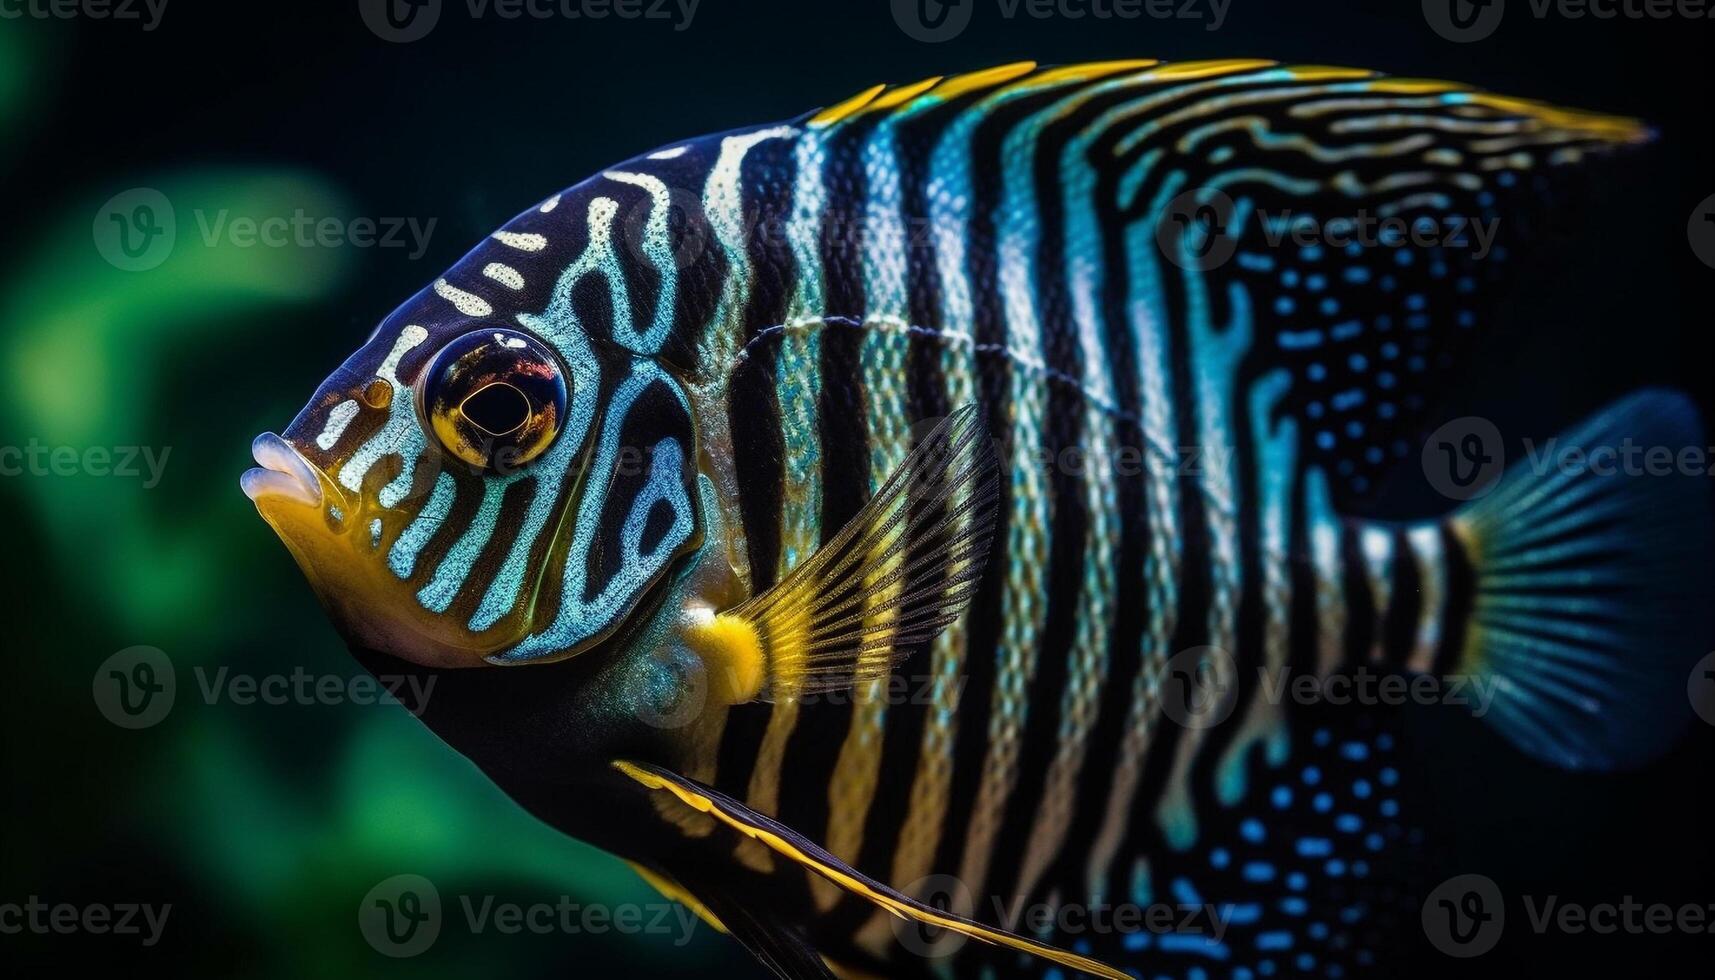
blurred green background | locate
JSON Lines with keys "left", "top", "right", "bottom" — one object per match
{"left": 1, "top": 2, "right": 1711, "bottom": 978}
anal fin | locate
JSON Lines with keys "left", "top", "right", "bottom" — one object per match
{"left": 613, "top": 760, "right": 1129, "bottom": 980}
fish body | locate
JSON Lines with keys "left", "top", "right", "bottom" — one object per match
{"left": 246, "top": 60, "right": 1712, "bottom": 978}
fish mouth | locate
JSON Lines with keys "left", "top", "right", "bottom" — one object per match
{"left": 241, "top": 432, "right": 326, "bottom": 509}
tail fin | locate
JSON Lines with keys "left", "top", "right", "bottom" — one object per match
{"left": 1453, "top": 390, "right": 1715, "bottom": 771}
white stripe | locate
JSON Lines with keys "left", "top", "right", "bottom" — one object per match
{"left": 315, "top": 399, "right": 360, "bottom": 451}
{"left": 433, "top": 278, "right": 493, "bottom": 317}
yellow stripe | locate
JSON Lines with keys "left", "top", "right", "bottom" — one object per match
{"left": 1018, "top": 59, "right": 1158, "bottom": 88}
{"left": 614, "top": 762, "right": 1129, "bottom": 980}
{"left": 1146, "top": 58, "right": 1276, "bottom": 80}
{"left": 930, "top": 61, "right": 1038, "bottom": 100}
{"left": 1366, "top": 78, "right": 1463, "bottom": 94}
{"left": 1465, "top": 93, "right": 1650, "bottom": 142}
{"left": 1282, "top": 64, "right": 1377, "bottom": 81}
{"left": 627, "top": 862, "right": 728, "bottom": 934}
{"left": 863, "top": 75, "right": 945, "bottom": 113}
{"left": 810, "top": 83, "right": 887, "bottom": 127}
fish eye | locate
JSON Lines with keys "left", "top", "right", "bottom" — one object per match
{"left": 421, "top": 328, "right": 567, "bottom": 473}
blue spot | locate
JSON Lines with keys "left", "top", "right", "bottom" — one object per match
{"left": 1272, "top": 786, "right": 1293, "bottom": 809}
{"left": 1241, "top": 819, "right": 1266, "bottom": 843}
{"left": 1308, "top": 922, "right": 1329, "bottom": 941}
{"left": 1344, "top": 421, "right": 1364, "bottom": 439}
{"left": 1380, "top": 799, "right": 1400, "bottom": 818}
{"left": 1313, "top": 728, "right": 1331, "bottom": 746}
{"left": 1379, "top": 767, "right": 1398, "bottom": 786}
{"left": 1319, "top": 297, "right": 1340, "bottom": 316}
{"left": 1275, "top": 296, "right": 1296, "bottom": 316}
{"left": 1348, "top": 353, "right": 1367, "bottom": 372}
{"left": 1226, "top": 903, "right": 1262, "bottom": 926}
{"left": 1307, "top": 362, "right": 1327, "bottom": 381}
{"left": 1243, "top": 862, "right": 1277, "bottom": 883}
{"left": 1313, "top": 793, "right": 1334, "bottom": 813}
{"left": 1316, "top": 431, "right": 1335, "bottom": 450}
{"left": 1211, "top": 848, "right": 1231, "bottom": 869}
{"left": 1300, "top": 245, "right": 1323, "bottom": 263}
{"left": 1279, "top": 897, "right": 1308, "bottom": 916}
{"left": 1307, "top": 401, "right": 1325, "bottom": 419}
{"left": 1287, "top": 871, "right": 1308, "bottom": 892}
{"left": 1365, "top": 833, "right": 1384, "bottom": 852}
{"left": 1340, "top": 742, "right": 1369, "bottom": 762}
{"left": 1282, "top": 269, "right": 1301, "bottom": 287}
{"left": 1377, "top": 734, "right": 1394, "bottom": 751}
{"left": 1394, "top": 249, "right": 1413, "bottom": 267}
{"left": 1306, "top": 273, "right": 1327, "bottom": 292}
{"left": 1326, "top": 859, "right": 1348, "bottom": 877}
{"left": 1297, "top": 838, "right": 1332, "bottom": 858}
{"left": 1336, "top": 814, "right": 1363, "bottom": 834}
{"left": 1256, "top": 931, "right": 1294, "bottom": 952}
{"left": 1353, "top": 779, "right": 1372, "bottom": 799}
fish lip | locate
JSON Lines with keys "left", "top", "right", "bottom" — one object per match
{"left": 241, "top": 432, "right": 325, "bottom": 509}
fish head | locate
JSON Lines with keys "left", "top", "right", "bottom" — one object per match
{"left": 245, "top": 185, "right": 707, "bottom": 670}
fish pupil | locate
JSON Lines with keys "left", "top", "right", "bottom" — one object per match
{"left": 461, "top": 382, "right": 530, "bottom": 437}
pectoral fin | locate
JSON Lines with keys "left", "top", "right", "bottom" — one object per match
{"left": 613, "top": 760, "right": 1129, "bottom": 980}
{"left": 684, "top": 403, "right": 999, "bottom": 704}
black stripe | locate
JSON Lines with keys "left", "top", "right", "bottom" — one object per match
{"left": 1382, "top": 528, "right": 1423, "bottom": 667}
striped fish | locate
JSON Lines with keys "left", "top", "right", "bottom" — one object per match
{"left": 244, "top": 60, "right": 1714, "bottom": 979}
